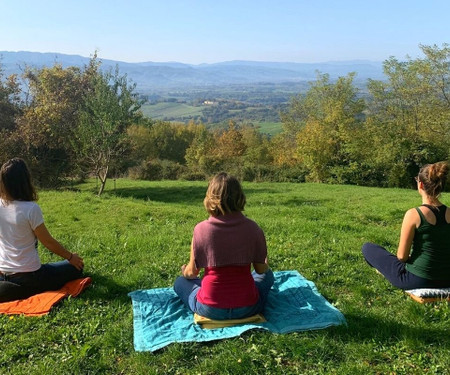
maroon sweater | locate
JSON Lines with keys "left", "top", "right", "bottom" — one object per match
{"left": 193, "top": 212, "right": 267, "bottom": 308}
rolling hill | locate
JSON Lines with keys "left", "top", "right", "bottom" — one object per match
{"left": 1, "top": 51, "right": 384, "bottom": 94}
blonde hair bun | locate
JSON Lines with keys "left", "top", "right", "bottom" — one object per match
{"left": 431, "top": 161, "right": 449, "bottom": 181}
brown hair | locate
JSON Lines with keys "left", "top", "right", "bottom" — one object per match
{"left": 0, "top": 158, "right": 38, "bottom": 202}
{"left": 417, "top": 161, "right": 449, "bottom": 198}
{"left": 203, "top": 172, "right": 246, "bottom": 216}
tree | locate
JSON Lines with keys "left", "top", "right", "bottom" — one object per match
{"left": 15, "top": 64, "right": 88, "bottom": 185}
{"left": 283, "top": 72, "right": 365, "bottom": 182}
{"left": 0, "top": 68, "right": 22, "bottom": 131}
{"left": 185, "top": 123, "right": 216, "bottom": 175}
{"left": 367, "top": 44, "right": 450, "bottom": 187}
{"left": 128, "top": 120, "right": 196, "bottom": 164}
{"left": 0, "top": 67, "right": 22, "bottom": 163}
{"left": 75, "top": 65, "right": 143, "bottom": 195}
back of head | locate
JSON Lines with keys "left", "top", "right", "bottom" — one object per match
{"left": 0, "top": 158, "right": 37, "bottom": 202}
{"left": 203, "top": 172, "right": 246, "bottom": 216}
{"left": 418, "top": 161, "right": 449, "bottom": 198}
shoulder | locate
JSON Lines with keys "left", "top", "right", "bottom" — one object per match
{"left": 18, "top": 201, "right": 42, "bottom": 212}
{"left": 194, "top": 218, "right": 210, "bottom": 229}
{"left": 403, "top": 208, "right": 420, "bottom": 227}
{"left": 239, "top": 215, "right": 265, "bottom": 237}
{"left": 1, "top": 200, "right": 39, "bottom": 210}
{"left": 243, "top": 215, "right": 262, "bottom": 230}
{"left": 17, "top": 201, "right": 44, "bottom": 223}
{"left": 193, "top": 218, "right": 211, "bottom": 234}
{"left": 445, "top": 205, "right": 450, "bottom": 223}
{"left": 405, "top": 207, "right": 419, "bottom": 217}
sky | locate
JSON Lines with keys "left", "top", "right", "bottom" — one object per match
{"left": 1, "top": 0, "right": 449, "bottom": 64}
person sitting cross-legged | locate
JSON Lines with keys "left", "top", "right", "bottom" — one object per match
{"left": 362, "top": 161, "right": 450, "bottom": 290}
{"left": 174, "top": 172, "right": 274, "bottom": 320}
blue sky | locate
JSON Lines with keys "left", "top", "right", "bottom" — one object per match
{"left": 1, "top": 0, "right": 448, "bottom": 64}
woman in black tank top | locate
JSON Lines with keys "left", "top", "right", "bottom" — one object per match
{"left": 362, "top": 161, "right": 450, "bottom": 290}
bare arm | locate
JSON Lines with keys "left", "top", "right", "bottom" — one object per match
{"left": 253, "top": 255, "right": 270, "bottom": 274}
{"left": 181, "top": 238, "right": 200, "bottom": 279}
{"left": 253, "top": 262, "right": 269, "bottom": 274}
{"left": 397, "top": 209, "right": 419, "bottom": 262}
{"left": 33, "top": 223, "right": 84, "bottom": 271}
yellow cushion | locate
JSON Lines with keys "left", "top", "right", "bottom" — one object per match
{"left": 193, "top": 313, "right": 266, "bottom": 329}
{"left": 406, "top": 293, "right": 450, "bottom": 304}
{"left": 405, "top": 288, "right": 450, "bottom": 303}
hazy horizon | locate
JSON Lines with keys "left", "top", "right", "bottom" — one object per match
{"left": 1, "top": 1, "right": 448, "bottom": 65}
{"left": 1, "top": 50, "right": 386, "bottom": 66}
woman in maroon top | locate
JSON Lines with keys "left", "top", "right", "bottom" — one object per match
{"left": 174, "top": 172, "right": 274, "bottom": 320}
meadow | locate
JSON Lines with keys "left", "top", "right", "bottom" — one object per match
{"left": 1, "top": 179, "right": 449, "bottom": 374}
{"left": 254, "top": 121, "right": 283, "bottom": 135}
{"left": 140, "top": 103, "right": 283, "bottom": 135}
{"left": 141, "top": 102, "right": 203, "bottom": 121}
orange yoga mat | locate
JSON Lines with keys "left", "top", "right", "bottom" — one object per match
{"left": 0, "top": 277, "right": 92, "bottom": 316}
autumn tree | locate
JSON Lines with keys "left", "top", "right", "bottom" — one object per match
{"left": 128, "top": 120, "right": 196, "bottom": 164}
{"left": 185, "top": 123, "right": 216, "bottom": 175}
{"left": 282, "top": 72, "right": 365, "bottom": 182}
{"left": 16, "top": 64, "right": 88, "bottom": 185}
{"left": 75, "top": 66, "right": 143, "bottom": 195}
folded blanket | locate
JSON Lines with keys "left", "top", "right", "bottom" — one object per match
{"left": 0, "top": 277, "right": 92, "bottom": 316}
{"left": 405, "top": 287, "right": 450, "bottom": 303}
{"left": 129, "top": 270, "right": 346, "bottom": 352}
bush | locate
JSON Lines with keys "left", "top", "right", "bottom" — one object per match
{"left": 242, "top": 164, "right": 307, "bottom": 183}
{"left": 128, "top": 159, "right": 187, "bottom": 180}
{"left": 178, "top": 171, "right": 207, "bottom": 181}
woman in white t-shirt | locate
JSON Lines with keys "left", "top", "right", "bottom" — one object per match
{"left": 0, "top": 158, "right": 84, "bottom": 302}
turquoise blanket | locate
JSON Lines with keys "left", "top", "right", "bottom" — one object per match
{"left": 128, "top": 270, "right": 346, "bottom": 352}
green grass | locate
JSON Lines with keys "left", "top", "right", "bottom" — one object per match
{"left": 140, "top": 103, "right": 282, "bottom": 135}
{"left": 141, "top": 102, "right": 203, "bottom": 120}
{"left": 255, "top": 121, "right": 282, "bottom": 135}
{"left": 2, "top": 179, "right": 449, "bottom": 374}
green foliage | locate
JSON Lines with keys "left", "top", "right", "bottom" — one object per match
{"left": 275, "top": 44, "right": 450, "bottom": 187}
{"left": 14, "top": 64, "right": 88, "bottom": 186}
{"left": 128, "top": 159, "right": 187, "bottom": 180}
{"left": 184, "top": 121, "right": 277, "bottom": 180}
{"left": 2, "top": 180, "right": 449, "bottom": 374}
{"left": 1, "top": 44, "right": 449, "bottom": 189}
{"left": 128, "top": 120, "right": 197, "bottom": 165}
{"left": 0, "top": 68, "right": 22, "bottom": 165}
{"left": 288, "top": 73, "right": 365, "bottom": 182}
{"left": 365, "top": 44, "right": 450, "bottom": 187}
{"left": 0, "top": 68, "right": 22, "bottom": 132}
{"left": 75, "top": 62, "right": 143, "bottom": 195}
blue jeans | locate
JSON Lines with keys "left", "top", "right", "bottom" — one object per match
{"left": 0, "top": 261, "right": 83, "bottom": 302}
{"left": 174, "top": 269, "right": 274, "bottom": 320}
{"left": 362, "top": 242, "right": 450, "bottom": 289}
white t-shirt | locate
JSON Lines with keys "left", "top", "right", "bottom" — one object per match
{"left": 0, "top": 199, "right": 44, "bottom": 272}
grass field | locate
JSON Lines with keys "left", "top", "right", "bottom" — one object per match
{"left": 2, "top": 179, "right": 449, "bottom": 374}
{"left": 256, "top": 121, "right": 282, "bottom": 135}
{"left": 141, "top": 103, "right": 283, "bottom": 135}
{"left": 141, "top": 102, "right": 203, "bottom": 120}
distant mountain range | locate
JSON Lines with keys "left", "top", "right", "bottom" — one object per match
{"left": 0, "top": 51, "right": 384, "bottom": 93}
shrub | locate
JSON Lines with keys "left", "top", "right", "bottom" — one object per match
{"left": 128, "top": 159, "right": 187, "bottom": 180}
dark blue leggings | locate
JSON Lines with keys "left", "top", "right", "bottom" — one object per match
{"left": 362, "top": 242, "right": 450, "bottom": 290}
{"left": 0, "top": 261, "right": 82, "bottom": 302}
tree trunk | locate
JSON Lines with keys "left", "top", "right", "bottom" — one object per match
{"left": 97, "top": 165, "right": 109, "bottom": 196}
